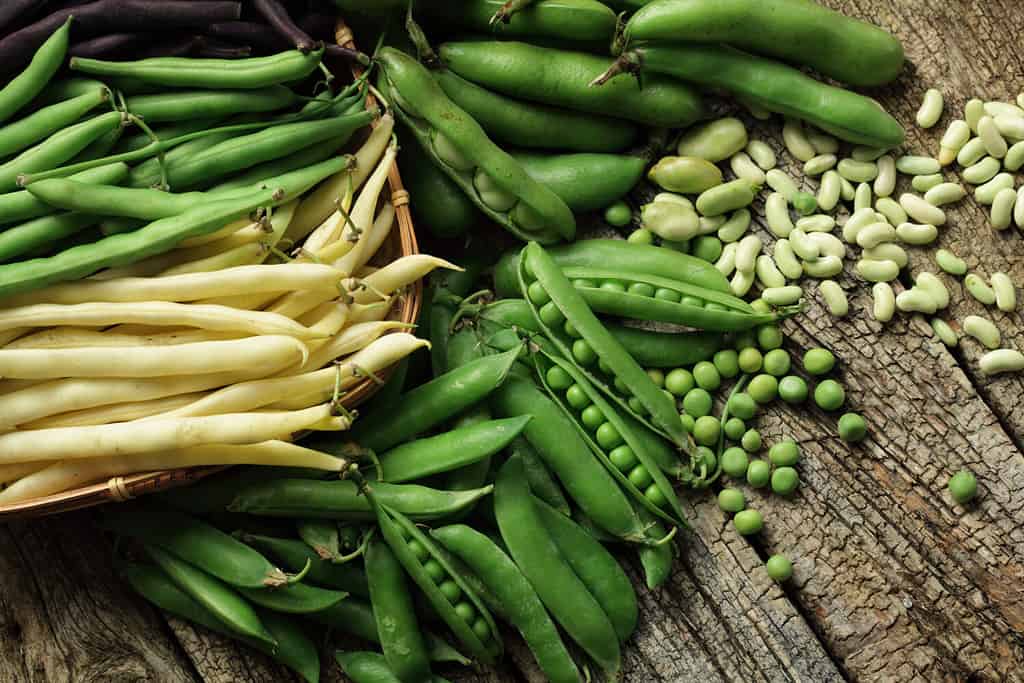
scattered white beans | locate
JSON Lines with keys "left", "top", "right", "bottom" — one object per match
{"left": 857, "top": 259, "right": 900, "bottom": 283}
{"left": 765, "top": 169, "right": 799, "bottom": 201}
{"left": 991, "top": 272, "right": 1016, "bottom": 312}
{"left": 1015, "top": 187, "right": 1024, "bottom": 229}
{"left": 854, "top": 182, "right": 873, "bottom": 212}
{"left": 807, "top": 232, "right": 846, "bottom": 260}
{"left": 755, "top": 254, "right": 787, "bottom": 289}
{"left": 931, "top": 319, "right": 959, "bottom": 347}
{"left": 923, "top": 182, "right": 966, "bottom": 206}
{"left": 730, "top": 269, "right": 755, "bottom": 297}
{"left": 819, "top": 280, "right": 849, "bottom": 317}
{"left": 875, "top": 197, "right": 908, "bottom": 225}
{"left": 957, "top": 138, "right": 988, "bottom": 167}
{"left": 803, "top": 153, "right": 837, "bottom": 176}
{"left": 802, "top": 255, "right": 843, "bottom": 278}
{"left": 895, "top": 155, "right": 941, "bottom": 176}
{"left": 963, "top": 315, "right": 1001, "bottom": 349}
{"left": 962, "top": 156, "right": 1002, "bottom": 185}
{"left": 734, "top": 234, "right": 762, "bottom": 274}
{"left": 782, "top": 117, "right": 816, "bottom": 162}
{"left": 851, "top": 146, "right": 888, "bottom": 162}
{"left": 896, "top": 222, "right": 939, "bottom": 245}
{"left": 856, "top": 222, "right": 897, "bottom": 249}
{"left": 717, "top": 209, "right": 752, "bottom": 243}
{"left": 807, "top": 128, "right": 839, "bottom": 155}
{"left": 838, "top": 175, "right": 856, "bottom": 202}
{"left": 939, "top": 119, "right": 971, "bottom": 166}
{"left": 984, "top": 101, "right": 1024, "bottom": 119}
{"left": 935, "top": 249, "right": 967, "bottom": 276}
{"left": 761, "top": 285, "right": 803, "bottom": 306}
{"left": 874, "top": 154, "right": 896, "bottom": 197}
{"left": 974, "top": 173, "right": 1014, "bottom": 205}
{"left": 730, "top": 152, "right": 767, "bottom": 185}
{"left": 964, "top": 273, "right": 997, "bottom": 305}
{"left": 994, "top": 114, "right": 1024, "bottom": 141}
{"left": 773, "top": 240, "right": 804, "bottom": 280}
{"left": 916, "top": 272, "right": 949, "bottom": 309}
{"left": 978, "top": 115, "right": 1008, "bottom": 158}
{"left": 842, "top": 207, "right": 878, "bottom": 244}
{"left": 698, "top": 215, "right": 726, "bottom": 235}
{"left": 979, "top": 349, "right": 1024, "bottom": 376}
{"left": 817, "top": 170, "right": 842, "bottom": 212}
{"left": 715, "top": 242, "right": 738, "bottom": 276}
{"left": 745, "top": 140, "right": 777, "bottom": 170}
{"left": 838, "top": 158, "right": 879, "bottom": 183}
{"left": 916, "top": 89, "right": 944, "bottom": 128}
{"left": 896, "top": 288, "right": 937, "bottom": 314}
{"left": 788, "top": 228, "right": 819, "bottom": 262}
{"left": 991, "top": 187, "right": 1018, "bottom": 230}
{"left": 872, "top": 282, "right": 896, "bottom": 321}
{"left": 1004, "top": 141, "right": 1024, "bottom": 172}
{"left": 863, "top": 243, "right": 908, "bottom": 269}
{"left": 795, "top": 214, "right": 835, "bottom": 233}
{"left": 764, "top": 192, "right": 794, "bottom": 238}
{"left": 965, "top": 98, "right": 986, "bottom": 132}
{"left": 899, "top": 193, "right": 946, "bottom": 226}
{"left": 912, "top": 173, "right": 945, "bottom": 193}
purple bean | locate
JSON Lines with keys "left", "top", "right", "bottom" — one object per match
{"left": 0, "top": 1, "right": 51, "bottom": 35}
{"left": 252, "top": 0, "right": 315, "bottom": 53}
{"left": 69, "top": 32, "right": 153, "bottom": 58}
{"left": 324, "top": 43, "right": 370, "bottom": 66}
{"left": 193, "top": 36, "right": 252, "bottom": 59}
{"left": 132, "top": 34, "right": 201, "bottom": 60}
{"left": 296, "top": 12, "right": 336, "bottom": 41}
{"left": 207, "top": 21, "right": 288, "bottom": 53}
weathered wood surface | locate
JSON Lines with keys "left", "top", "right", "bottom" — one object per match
{"left": 2, "top": 1, "right": 1024, "bottom": 681}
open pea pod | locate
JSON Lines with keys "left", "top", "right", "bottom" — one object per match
{"left": 371, "top": 497, "right": 503, "bottom": 664}
{"left": 376, "top": 47, "right": 574, "bottom": 244}
{"left": 518, "top": 242, "right": 687, "bottom": 447}
{"left": 534, "top": 351, "right": 687, "bottom": 529}
{"left": 238, "top": 582, "right": 347, "bottom": 615}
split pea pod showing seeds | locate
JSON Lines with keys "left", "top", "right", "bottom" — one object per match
{"left": 377, "top": 48, "right": 574, "bottom": 243}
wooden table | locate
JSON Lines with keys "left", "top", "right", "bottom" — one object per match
{"left": 3, "top": 1, "right": 1024, "bottom": 681}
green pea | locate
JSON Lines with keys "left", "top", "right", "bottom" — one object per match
{"left": 733, "top": 509, "right": 763, "bottom": 535}
{"left": 692, "top": 235, "right": 723, "bottom": 262}
{"left": 439, "top": 579, "right": 462, "bottom": 602}
{"left": 628, "top": 282, "right": 656, "bottom": 297}
{"left": 472, "top": 616, "right": 491, "bottom": 640}
{"left": 704, "top": 302, "right": 729, "bottom": 313}
{"left": 762, "top": 349, "right": 791, "bottom": 376}
{"left": 646, "top": 369, "right": 666, "bottom": 387}
{"left": 645, "top": 483, "right": 668, "bottom": 508}
{"left": 628, "top": 396, "right": 646, "bottom": 414}
{"left": 948, "top": 470, "right": 978, "bottom": 504}
{"left": 599, "top": 280, "right": 627, "bottom": 293}
{"left": 693, "top": 416, "right": 721, "bottom": 446}
{"left": 628, "top": 465, "right": 653, "bottom": 490}
{"left": 746, "top": 459, "right": 771, "bottom": 488}
{"left": 563, "top": 320, "right": 580, "bottom": 338}
{"left": 679, "top": 413, "right": 696, "bottom": 433}
{"left": 539, "top": 301, "right": 564, "bottom": 327}
{"left": 527, "top": 281, "right": 550, "bottom": 306}
{"left": 757, "top": 324, "right": 784, "bottom": 351}
{"left": 771, "top": 467, "right": 799, "bottom": 495}
{"left": 612, "top": 376, "right": 630, "bottom": 394}
{"left": 692, "top": 361, "right": 721, "bottom": 391}
{"left": 580, "top": 404, "right": 604, "bottom": 430}
{"left": 803, "top": 348, "right": 836, "bottom": 375}
{"left": 733, "top": 331, "right": 757, "bottom": 350}
{"left": 713, "top": 349, "right": 740, "bottom": 378}
{"left": 627, "top": 227, "right": 654, "bottom": 244}
{"left": 408, "top": 539, "right": 430, "bottom": 562}
{"left": 680, "top": 295, "right": 704, "bottom": 308}
{"left": 723, "top": 417, "right": 746, "bottom": 440}
{"left": 572, "top": 339, "right": 597, "bottom": 365}
{"left": 717, "top": 488, "right": 746, "bottom": 513}
{"left": 738, "top": 347, "right": 763, "bottom": 374}
{"left": 572, "top": 278, "right": 595, "bottom": 289}
{"left": 791, "top": 191, "right": 818, "bottom": 216}
{"left": 654, "top": 288, "right": 682, "bottom": 302}
{"left": 727, "top": 392, "right": 757, "bottom": 420}
{"left": 423, "top": 559, "right": 446, "bottom": 582}
{"left": 453, "top": 601, "right": 476, "bottom": 621}
{"left": 682, "top": 388, "right": 713, "bottom": 417}
{"left": 597, "top": 358, "right": 613, "bottom": 375}
{"left": 765, "top": 555, "right": 793, "bottom": 582}
{"left": 695, "top": 446, "right": 716, "bottom": 472}
{"left": 814, "top": 379, "right": 846, "bottom": 411}
{"left": 741, "top": 429, "right": 762, "bottom": 452}
{"left": 546, "top": 366, "right": 573, "bottom": 391}
{"left": 721, "top": 447, "right": 749, "bottom": 477}
{"left": 838, "top": 412, "right": 867, "bottom": 443}
{"left": 769, "top": 440, "right": 800, "bottom": 466}
{"left": 748, "top": 374, "right": 779, "bottom": 404}
{"left": 595, "top": 422, "right": 624, "bottom": 449}
{"left": 566, "top": 384, "right": 590, "bottom": 410}
{"left": 665, "top": 368, "right": 695, "bottom": 396}
{"left": 604, "top": 200, "right": 632, "bottom": 227}
{"left": 778, "top": 375, "right": 808, "bottom": 404}
{"left": 609, "top": 445, "right": 638, "bottom": 471}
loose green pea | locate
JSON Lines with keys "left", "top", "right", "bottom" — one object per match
{"left": 948, "top": 470, "right": 978, "bottom": 504}
{"left": 803, "top": 348, "right": 836, "bottom": 375}
{"left": 627, "top": 228, "right": 655, "bottom": 245}
{"left": 580, "top": 404, "right": 604, "bottom": 430}
{"left": 679, "top": 413, "right": 696, "bottom": 433}
{"left": 738, "top": 347, "right": 763, "bottom": 374}
{"left": 628, "top": 465, "right": 653, "bottom": 490}
{"left": 791, "top": 192, "right": 818, "bottom": 216}
{"left": 814, "top": 379, "right": 846, "bottom": 411}
{"left": 546, "top": 366, "right": 573, "bottom": 391}
{"left": 838, "top": 412, "right": 867, "bottom": 443}
{"left": 692, "top": 361, "right": 721, "bottom": 391}
{"left": 693, "top": 416, "right": 721, "bottom": 447}
{"left": 769, "top": 440, "right": 800, "bottom": 466}
{"left": 771, "top": 467, "right": 800, "bottom": 495}
{"left": 718, "top": 488, "right": 746, "bottom": 513}
{"left": 778, "top": 375, "right": 808, "bottom": 404}
{"left": 765, "top": 555, "right": 793, "bottom": 582}
{"left": 665, "top": 368, "right": 695, "bottom": 396}
{"left": 728, "top": 392, "right": 757, "bottom": 420}
{"left": 741, "top": 429, "right": 762, "bottom": 453}
{"left": 748, "top": 374, "right": 779, "bottom": 404}
{"left": 746, "top": 460, "right": 771, "bottom": 488}
{"left": 609, "top": 445, "right": 638, "bottom": 471}
{"left": 733, "top": 509, "right": 763, "bottom": 535}
{"left": 713, "top": 349, "right": 740, "bottom": 379}
{"left": 757, "top": 325, "right": 784, "bottom": 351}
{"left": 723, "top": 417, "right": 746, "bottom": 441}
{"left": 572, "top": 339, "right": 597, "bottom": 365}
{"left": 692, "top": 235, "right": 724, "bottom": 263}
{"left": 682, "top": 388, "right": 713, "bottom": 418}
{"left": 604, "top": 200, "right": 632, "bottom": 227}
{"left": 721, "top": 447, "right": 749, "bottom": 478}
{"left": 763, "top": 349, "right": 791, "bottom": 376}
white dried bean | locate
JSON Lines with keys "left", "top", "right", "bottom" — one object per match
{"left": 895, "top": 155, "right": 941, "bottom": 176}
{"left": 802, "top": 255, "right": 843, "bottom": 278}
{"left": 730, "top": 269, "right": 755, "bottom": 297}
{"left": 730, "top": 152, "right": 766, "bottom": 185}
{"left": 755, "top": 254, "right": 787, "bottom": 288}
{"left": 991, "top": 187, "right": 1017, "bottom": 230}
{"left": 974, "top": 173, "right": 1014, "bottom": 206}
{"left": 819, "top": 280, "right": 849, "bottom": 317}
{"left": 896, "top": 288, "right": 938, "bottom": 314}
{"left": 856, "top": 222, "right": 897, "bottom": 249}
{"left": 979, "top": 349, "right": 1024, "bottom": 375}
{"left": 978, "top": 116, "right": 1008, "bottom": 158}
{"left": 994, "top": 114, "right": 1024, "bottom": 141}
{"left": 912, "top": 174, "right": 945, "bottom": 192}
{"left": 761, "top": 285, "right": 803, "bottom": 306}
{"left": 795, "top": 214, "right": 835, "bottom": 233}
{"left": 817, "top": 170, "right": 842, "bottom": 212}
{"left": 875, "top": 197, "right": 908, "bottom": 225}
{"left": 896, "top": 222, "right": 938, "bottom": 245}
{"left": 735, "top": 234, "right": 762, "bottom": 273}
{"left": 1015, "top": 187, "right": 1024, "bottom": 229}
{"left": 698, "top": 215, "right": 727, "bottom": 235}
{"left": 899, "top": 193, "right": 946, "bottom": 226}
{"left": 782, "top": 118, "right": 816, "bottom": 162}
{"left": 765, "top": 192, "right": 794, "bottom": 238}
{"left": 985, "top": 101, "right": 1024, "bottom": 119}
{"left": 807, "top": 232, "right": 846, "bottom": 260}
{"left": 863, "top": 243, "right": 908, "bottom": 269}
{"left": 964, "top": 273, "right": 997, "bottom": 305}
{"left": 838, "top": 159, "right": 879, "bottom": 183}
{"left": 935, "top": 248, "right": 967, "bottom": 276}
{"left": 872, "top": 282, "right": 896, "bottom": 321}
{"left": 838, "top": 175, "right": 856, "bottom": 202}
{"left": 916, "top": 272, "right": 949, "bottom": 309}
{"left": 788, "top": 228, "right": 819, "bottom": 262}
{"left": 963, "top": 315, "right": 1001, "bottom": 349}
{"left": 765, "top": 169, "right": 799, "bottom": 201}
{"left": 931, "top": 319, "right": 958, "bottom": 347}
{"left": 803, "top": 154, "right": 837, "bottom": 176}
{"left": 916, "top": 89, "right": 944, "bottom": 128}
{"left": 773, "top": 240, "right": 804, "bottom": 280}
{"left": 717, "top": 209, "right": 751, "bottom": 243}
{"left": 841, "top": 207, "right": 878, "bottom": 244}
{"left": 938, "top": 120, "right": 971, "bottom": 166}
{"left": 854, "top": 182, "right": 873, "bottom": 212}
{"left": 957, "top": 137, "right": 988, "bottom": 167}
{"left": 874, "top": 154, "right": 896, "bottom": 197}
{"left": 962, "top": 156, "right": 1001, "bottom": 185}
{"left": 807, "top": 128, "right": 839, "bottom": 155}
{"left": 991, "top": 272, "right": 1016, "bottom": 312}
{"left": 715, "top": 241, "right": 738, "bottom": 276}
{"left": 965, "top": 98, "right": 986, "bottom": 132}
{"left": 1004, "top": 141, "right": 1024, "bottom": 172}
{"left": 857, "top": 259, "right": 900, "bottom": 283}
{"left": 851, "top": 146, "right": 888, "bottom": 162}
{"left": 923, "top": 182, "right": 966, "bottom": 206}
{"left": 745, "top": 140, "right": 777, "bottom": 170}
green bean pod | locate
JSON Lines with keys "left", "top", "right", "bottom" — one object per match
{"left": 0, "top": 17, "right": 71, "bottom": 124}
{"left": 398, "top": 129, "right": 478, "bottom": 239}
{"left": 125, "top": 86, "right": 298, "bottom": 123}
{"left": 431, "top": 523, "right": 582, "bottom": 683}
{"left": 32, "top": 77, "right": 107, "bottom": 108}
{"left": 237, "top": 582, "right": 347, "bottom": 614}
{"left": 228, "top": 479, "right": 494, "bottom": 522}
{"left": 427, "top": 0, "right": 616, "bottom": 42}
{"left": 371, "top": 498, "right": 503, "bottom": 663}
{"left": 428, "top": 246, "right": 490, "bottom": 376}
{"left": 433, "top": 69, "right": 637, "bottom": 152}
{"left": 440, "top": 40, "right": 703, "bottom": 128}
{"left": 605, "top": 44, "right": 903, "bottom": 148}
{"left": 0, "top": 162, "right": 127, "bottom": 227}
{"left": 378, "top": 416, "right": 531, "bottom": 483}
{"left": 102, "top": 503, "right": 296, "bottom": 588}
{"left": 493, "top": 239, "right": 732, "bottom": 297}
{"left": 625, "top": 0, "right": 904, "bottom": 87}
{"left": 516, "top": 151, "right": 646, "bottom": 213}
{"left": 534, "top": 498, "right": 638, "bottom": 643}
{"left": 335, "top": 651, "right": 453, "bottom": 683}
{"left": 520, "top": 242, "right": 687, "bottom": 446}
{"left": 114, "top": 117, "right": 227, "bottom": 155}
{"left": 365, "top": 535, "right": 433, "bottom": 682}
{"left": 342, "top": 345, "right": 522, "bottom": 452}
{"left": 377, "top": 48, "right": 574, "bottom": 243}
{"left": 296, "top": 519, "right": 343, "bottom": 562}
{"left": 495, "top": 454, "right": 622, "bottom": 672}
{"left": 635, "top": 508, "right": 676, "bottom": 590}
{"left": 157, "top": 466, "right": 328, "bottom": 515}
{"left": 0, "top": 87, "right": 109, "bottom": 159}
{"left": 0, "top": 212, "right": 97, "bottom": 263}
{"left": 511, "top": 435, "right": 571, "bottom": 516}
{"left": 237, "top": 533, "right": 370, "bottom": 598}
{"left": 142, "top": 544, "right": 277, "bottom": 650}
{"left": 71, "top": 49, "right": 325, "bottom": 89}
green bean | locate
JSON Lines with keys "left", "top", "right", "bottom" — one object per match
{"left": 237, "top": 533, "right": 369, "bottom": 598}
{"left": 237, "top": 580, "right": 347, "bottom": 614}
{"left": 205, "top": 138, "right": 352, "bottom": 193}
{"left": 71, "top": 48, "right": 324, "bottom": 89}
{"left": 114, "top": 117, "right": 227, "bottom": 155}
{"left": 102, "top": 503, "right": 296, "bottom": 588}
{"left": 427, "top": 0, "right": 615, "bottom": 42}
{"left": 31, "top": 77, "right": 107, "bottom": 108}
{"left": 0, "top": 87, "right": 108, "bottom": 159}
{"left": 125, "top": 86, "right": 297, "bottom": 124}
{"left": 494, "top": 454, "right": 622, "bottom": 672}
{"left": 0, "top": 17, "right": 71, "bottom": 124}
{"left": 511, "top": 434, "right": 572, "bottom": 516}
{"left": 0, "top": 162, "right": 127, "bottom": 227}
{"left": 0, "top": 212, "right": 96, "bottom": 263}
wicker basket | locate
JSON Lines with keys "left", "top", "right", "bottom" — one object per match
{"left": 0, "top": 19, "right": 421, "bottom": 520}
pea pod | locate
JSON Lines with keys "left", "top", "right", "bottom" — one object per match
{"left": 599, "top": 44, "right": 904, "bottom": 148}
{"left": 237, "top": 582, "right": 347, "bottom": 614}
{"left": 125, "top": 86, "right": 297, "bottom": 123}
{"left": 493, "top": 239, "right": 732, "bottom": 297}
{"left": 519, "top": 242, "right": 687, "bottom": 447}
{"left": 237, "top": 532, "right": 369, "bottom": 598}
{"left": 427, "top": 0, "right": 615, "bottom": 42}
{"left": 440, "top": 40, "right": 703, "bottom": 128}
{"left": 511, "top": 435, "right": 571, "bottom": 516}
{"left": 335, "top": 651, "right": 452, "bottom": 683}
{"left": 625, "top": 0, "right": 904, "bottom": 87}
{"left": 0, "top": 16, "right": 70, "bottom": 124}
{"left": 433, "top": 68, "right": 636, "bottom": 152}
{"left": 377, "top": 47, "right": 574, "bottom": 243}
{"left": 228, "top": 479, "right": 494, "bottom": 522}
{"left": 516, "top": 151, "right": 647, "bottom": 212}
{"left": 495, "top": 454, "right": 621, "bottom": 672}
{"left": 157, "top": 466, "right": 329, "bottom": 515}
{"left": 428, "top": 247, "right": 490, "bottom": 376}
{"left": 296, "top": 519, "right": 343, "bottom": 562}
{"left": 635, "top": 508, "right": 676, "bottom": 590}
{"left": 398, "top": 129, "right": 478, "bottom": 239}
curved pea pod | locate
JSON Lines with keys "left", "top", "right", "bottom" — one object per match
{"left": 296, "top": 519, "right": 343, "bottom": 563}
{"left": 493, "top": 239, "right": 732, "bottom": 298}
{"left": 520, "top": 243, "right": 687, "bottom": 447}
{"left": 635, "top": 508, "right": 676, "bottom": 590}
{"left": 237, "top": 533, "right": 369, "bottom": 598}
{"left": 335, "top": 651, "right": 453, "bottom": 683}
{"left": 157, "top": 465, "right": 329, "bottom": 515}
{"left": 377, "top": 416, "right": 531, "bottom": 483}
{"left": 434, "top": 68, "right": 636, "bottom": 152}
{"left": 102, "top": 502, "right": 297, "bottom": 588}
{"left": 398, "top": 128, "right": 478, "bottom": 239}
{"left": 510, "top": 434, "right": 572, "bottom": 516}
{"left": 228, "top": 479, "right": 494, "bottom": 522}
{"left": 426, "top": 0, "right": 616, "bottom": 43}
{"left": 515, "top": 151, "right": 647, "bottom": 213}
{"left": 431, "top": 524, "right": 583, "bottom": 683}
{"left": 377, "top": 47, "right": 574, "bottom": 243}
{"left": 238, "top": 582, "right": 347, "bottom": 615}
{"left": 371, "top": 496, "right": 503, "bottom": 664}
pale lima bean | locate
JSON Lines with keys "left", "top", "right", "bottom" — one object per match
{"left": 916, "top": 272, "right": 949, "bottom": 309}
{"left": 717, "top": 209, "right": 751, "bottom": 243}
{"left": 765, "top": 192, "right": 794, "bottom": 237}
{"left": 803, "top": 255, "right": 843, "bottom": 278}
{"left": 1004, "top": 141, "right": 1024, "bottom": 172}
{"left": 803, "top": 154, "right": 837, "bottom": 176}
{"left": 916, "top": 89, "right": 944, "bottom": 128}
{"left": 984, "top": 101, "right": 1024, "bottom": 118}
{"left": 863, "top": 243, "right": 908, "bottom": 269}
{"left": 641, "top": 195, "right": 699, "bottom": 241}
{"left": 977, "top": 116, "right": 1008, "bottom": 158}
{"left": 963, "top": 315, "right": 1000, "bottom": 349}
{"left": 935, "top": 249, "right": 967, "bottom": 276}
{"left": 795, "top": 214, "right": 835, "bottom": 233}
{"left": 1019, "top": 93, "right": 1024, "bottom": 109}
{"left": 696, "top": 179, "right": 759, "bottom": 216}
{"left": 979, "top": 349, "right": 1024, "bottom": 376}
{"left": 939, "top": 120, "right": 971, "bottom": 166}
{"left": 731, "top": 269, "right": 755, "bottom": 297}
{"left": 788, "top": 228, "right": 819, "bottom": 262}
{"left": 994, "top": 114, "right": 1024, "bottom": 141}
{"left": 875, "top": 197, "right": 908, "bottom": 225}
{"left": 1015, "top": 187, "right": 1024, "bottom": 229}
{"left": 856, "top": 222, "right": 897, "bottom": 249}
{"left": 837, "top": 159, "right": 879, "bottom": 183}
{"left": 912, "top": 174, "right": 944, "bottom": 192}
{"left": 899, "top": 194, "right": 946, "bottom": 226}
{"left": 807, "top": 232, "right": 846, "bottom": 260}
{"left": 806, "top": 128, "right": 839, "bottom": 155}
{"left": 761, "top": 285, "right": 803, "bottom": 306}
{"left": 765, "top": 169, "right": 799, "bottom": 201}
{"left": 782, "top": 117, "right": 816, "bottom": 162}
{"left": 839, "top": 175, "right": 857, "bottom": 201}
{"left": 956, "top": 138, "right": 988, "bottom": 167}
{"left": 974, "top": 173, "right": 1014, "bottom": 206}
{"left": 874, "top": 154, "right": 896, "bottom": 197}
{"left": 991, "top": 272, "right": 1016, "bottom": 312}
{"left": 857, "top": 259, "right": 900, "bottom": 283}
{"left": 819, "top": 280, "right": 849, "bottom": 317}
{"left": 896, "top": 222, "right": 938, "bottom": 245}
{"left": 852, "top": 146, "right": 888, "bottom": 161}
{"left": 924, "top": 182, "right": 966, "bottom": 206}
{"left": 677, "top": 117, "right": 748, "bottom": 161}
{"left": 773, "top": 240, "right": 804, "bottom": 279}
{"left": 842, "top": 207, "right": 878, "bottom": 244}
{"left": 965, "top": 98, "right": 985, "bottom": 132}
{"left": 755, "top": 254, "right": 787, "bottom": 288}
{"left": 896, "top": 288, "right": 937, "bottom": 314}
{"left": 730, "top": 152, "right": 766, "bottom": 185}
{"left": 745, "top": 140, "right": 777, "bottom": 170}
{"left": 964, "top": 273, "right": 997, "bottom": 305}
{"left": 735, "top": 234, "right": 762, "bottom": 273}
{"left": 872, "top": 282, "right": 896, "bottom": 321}
{"left": 854, "top": 182, "right": 873, "bottom": 212}
{"left": 895, "top": 155, "right": 941, "bottom": 176}
{"left": 991, "top": 187, "right": 1017, "bottom": 230}
{"left": 715, "top": 242, "right": 738, "bottom": 276}
{"left": 931, "top": 319, "right": 958, "bottom": 347}
{"left": 817, "top": 170, "right": 842, "bottom": 212}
